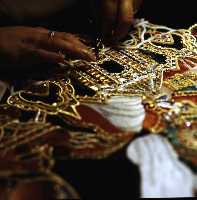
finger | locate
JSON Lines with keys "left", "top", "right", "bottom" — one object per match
{"left": 55, "top": 32, "right": 92, "bottom": 52}
{"left": 35, "top": 27, "right": 49, "bottom": 32}
{"left": 60, "top": 40, "right": 96, "bottom": 61}
{"left": 61, "top": 34, "right": 96, "bottom": 59}
{"left": 32, "top": 32, "right": 96, "bottom": 61}
{"left": 133, "top": 0, "right": 143, "bottom": 14}
{"left": 35, "top": 48, "right": 65, "bottom": 63}
{"left": 23, "top": 44, "right": 65, "bottom": 65}
{"left": 114, "top": 0, "right": 134, "bottom": 40}
{"left": 101, "top": 0, "right": 118, "bottom": 39}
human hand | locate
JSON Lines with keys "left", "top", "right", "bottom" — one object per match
{"left": 0, "top": 26, "right": 95, "bottom": 70}
{"left": 93, "top": 0, "right": 142, "bottom": 41}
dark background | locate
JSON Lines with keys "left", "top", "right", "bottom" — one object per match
{"left": 137, "top": 0, "right": 196, "bottom": 28}
{"left": 2, "top": 0, "right": 195, "bottom": 33}
{"left": 55, "top": 147, "right": 141, "bottom": 199}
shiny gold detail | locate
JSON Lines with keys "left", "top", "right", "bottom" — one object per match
{"left": 164, "top": 72, "right": 197, "bottom": 91}
{"left": 7, "top": 80, "right": 81, "bottom": 121}
{"left": 62, "top": 119, "right": 133, "bottom": 159}
{"left": 65, "top": 21, "right": 197, "bottom": 103}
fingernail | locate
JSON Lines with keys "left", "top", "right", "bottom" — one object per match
{"left": 58, "top": 51, "right": 65, "bottom": 58}
{"left": 82, "top": 49, "right": 96, "bottom": 61}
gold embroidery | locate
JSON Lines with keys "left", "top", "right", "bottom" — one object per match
{"left": 164, "top": 72, "right": 197, "bottom": 91}
{"left": 63, "top": 21, "right": 197, "bottom": 103}
{"left": 7, "top": 80, "right": 81, "bottom": 121}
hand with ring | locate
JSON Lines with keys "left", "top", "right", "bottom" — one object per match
{"left": 0, "top": 26, "right": 96, "bottom": 71}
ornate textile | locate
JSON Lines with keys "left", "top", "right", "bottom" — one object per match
{"left": 0, "top": 19, "right": 197, "bottom": 197}
{"left": 65, "top": 20, "right": 197, "bottom": 171}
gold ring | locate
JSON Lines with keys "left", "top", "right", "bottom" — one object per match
{"left": 48, "top": 31, "right": 55, "bottom": 40}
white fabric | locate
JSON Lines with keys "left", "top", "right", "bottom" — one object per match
{"left": 87, "top": 96, "right": 145, "bottom": 133}
{"left": 127, "top": 135, "right": 195, "bottom": 197}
